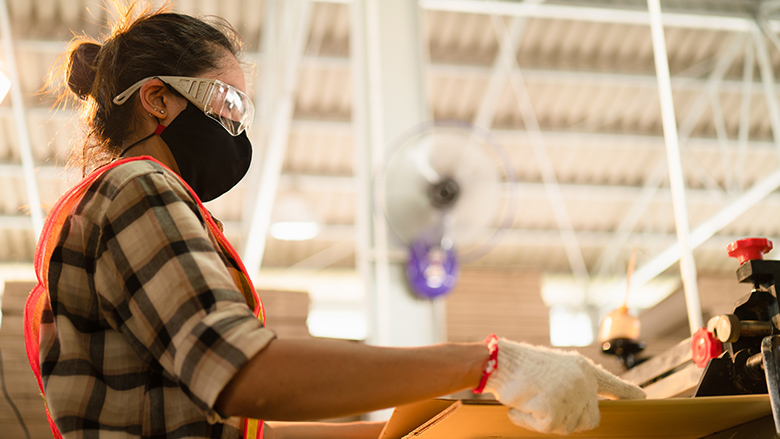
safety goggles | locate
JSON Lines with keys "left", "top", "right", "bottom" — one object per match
{"left": 113, "top": 76, "right": 255, "bottom": 136}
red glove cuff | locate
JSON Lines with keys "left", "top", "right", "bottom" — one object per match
{"left": 473, "top": 334, "right": 499, "bottom": 394}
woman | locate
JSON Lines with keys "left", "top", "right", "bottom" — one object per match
{"left": 26, "top": 3, "right": 645, "bottom": 439}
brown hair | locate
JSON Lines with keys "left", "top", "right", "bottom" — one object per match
{"left": 53, "top": 2, "right": 243, "bottom": 173}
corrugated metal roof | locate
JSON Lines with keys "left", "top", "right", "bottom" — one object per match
{"left": 2, "top": 0, "right": 780, "bottom": 287}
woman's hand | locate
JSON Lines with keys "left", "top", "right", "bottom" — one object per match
{"left": 485, "top": 339, "right": 646, "bottom": 435}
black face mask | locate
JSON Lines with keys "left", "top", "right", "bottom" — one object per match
{"left": 159, "top": 102, "right": 252, "bottom": 202}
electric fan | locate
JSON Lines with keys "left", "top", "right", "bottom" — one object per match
{"left": 375, "top": 120, "right": 517, "bottom": 299}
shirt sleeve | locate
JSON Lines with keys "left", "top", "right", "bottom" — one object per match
{"left": 91, "top": 166, "right": 275, "bottom": 419}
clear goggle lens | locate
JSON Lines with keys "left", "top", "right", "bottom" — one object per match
{"left": 203, "top": 81, "right": 254, "bottom": 136}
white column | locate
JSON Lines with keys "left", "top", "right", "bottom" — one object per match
{"left": 351, "top": 0, "right": 442, "bottom": 348}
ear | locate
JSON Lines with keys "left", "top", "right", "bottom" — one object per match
{"left": 138, "top": 78, "right": 173, "bottom": 121}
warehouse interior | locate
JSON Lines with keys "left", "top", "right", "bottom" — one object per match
{"left": 3, "top": 0, "right": 780, "bottom": 437}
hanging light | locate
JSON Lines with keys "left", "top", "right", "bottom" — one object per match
{"left": 269, "top": 195, "right": 320, "bottom": 241}
{"left": 270, "top": 221, "right": 320, "bottom": 241}
{"left": 0, "top": 70, "right": 9, "bottom": 104}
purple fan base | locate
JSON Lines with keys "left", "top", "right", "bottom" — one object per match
{"left": 406, "top": 239, "right": 459, "bottom": 299}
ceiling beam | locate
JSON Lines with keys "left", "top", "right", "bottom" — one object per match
{"left": 316, "top": 0, "right": 778, "bottom": 32}
{"left": 420, "top": 0, "right": 767, "bottom": 32}
{"left": 473, "top": 14, "right": 529, "bottom": 129}
{"left": 647, "top": 0, "right": 702, "bottom": 333}
{"left": 735, "top": 33, "right": 755, "bottom": 192}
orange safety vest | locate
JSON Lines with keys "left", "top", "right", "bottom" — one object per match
{"left": 23, "top": 156, "right": 265, "bottom": 439}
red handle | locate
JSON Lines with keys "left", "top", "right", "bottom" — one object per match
{"left": 691, "top": 327, "right": 723, "bottom": 368}
{"left": 727, "top": 238, "right": 773, "bottom": 265}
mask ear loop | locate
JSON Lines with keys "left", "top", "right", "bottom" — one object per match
{"left": 119, "top": 122, "right": 167, "bottom": 157}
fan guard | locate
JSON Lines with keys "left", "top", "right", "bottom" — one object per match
{"left": 375, "top": 120, "right": 517, "bottom": 297}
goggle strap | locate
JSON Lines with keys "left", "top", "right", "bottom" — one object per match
{"left": 112, "top": 77, "right": 148, "bottom": 105}
{"left": 112, "top": 77, "right": 211, "bottom": 110}
{"left": 162, "top": 77, "right": 212, "bottom": 111}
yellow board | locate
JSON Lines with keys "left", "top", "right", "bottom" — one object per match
{"left": 380, "top": 395, "right": 772, "bottom": 439}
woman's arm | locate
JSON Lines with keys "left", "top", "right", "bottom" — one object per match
{"left": 263, "top": 421, "right": 386, "bottom": 439}
{"left": 215, "top": 338, "right": 488, "bottom": 421}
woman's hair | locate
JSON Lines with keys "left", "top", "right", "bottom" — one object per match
{"left": 54, "top": 2, "right": 243, "bottom": 172}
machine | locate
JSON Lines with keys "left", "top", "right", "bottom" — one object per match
{"left": 621, "top": 238, "right": 780, "bottom": 436}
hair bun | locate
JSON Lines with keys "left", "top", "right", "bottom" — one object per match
{"left": 67, "top": 42, "right": 101, "bottom": 99}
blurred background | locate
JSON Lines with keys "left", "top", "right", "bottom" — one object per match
{"left": 3, "top": 0, "right": 780, "bottom": 435}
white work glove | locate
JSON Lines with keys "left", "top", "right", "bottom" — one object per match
{"left": 484, "top": 339, "right": 646, "bottom": 435}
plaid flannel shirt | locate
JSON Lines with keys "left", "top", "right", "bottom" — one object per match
{"left": 39, "top": 160, "right": 275, "bottom": 438}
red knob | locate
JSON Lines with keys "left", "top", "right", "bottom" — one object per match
{"left": 727, "top": 238, "right": 773, "bottom": 265}
{"left": 691, "top": 327, "right": 722, "bottom": 368}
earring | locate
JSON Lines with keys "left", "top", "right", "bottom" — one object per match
{"left": 159, "top": 109, "right": 165, "bottom": 114}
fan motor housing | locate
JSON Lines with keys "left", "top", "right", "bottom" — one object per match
{"left": 429, "top": 177, "right": 460, "bottom": 209}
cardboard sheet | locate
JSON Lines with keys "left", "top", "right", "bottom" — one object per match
{"left": 379, "top": 395, "right": 772, "bottom": 439}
